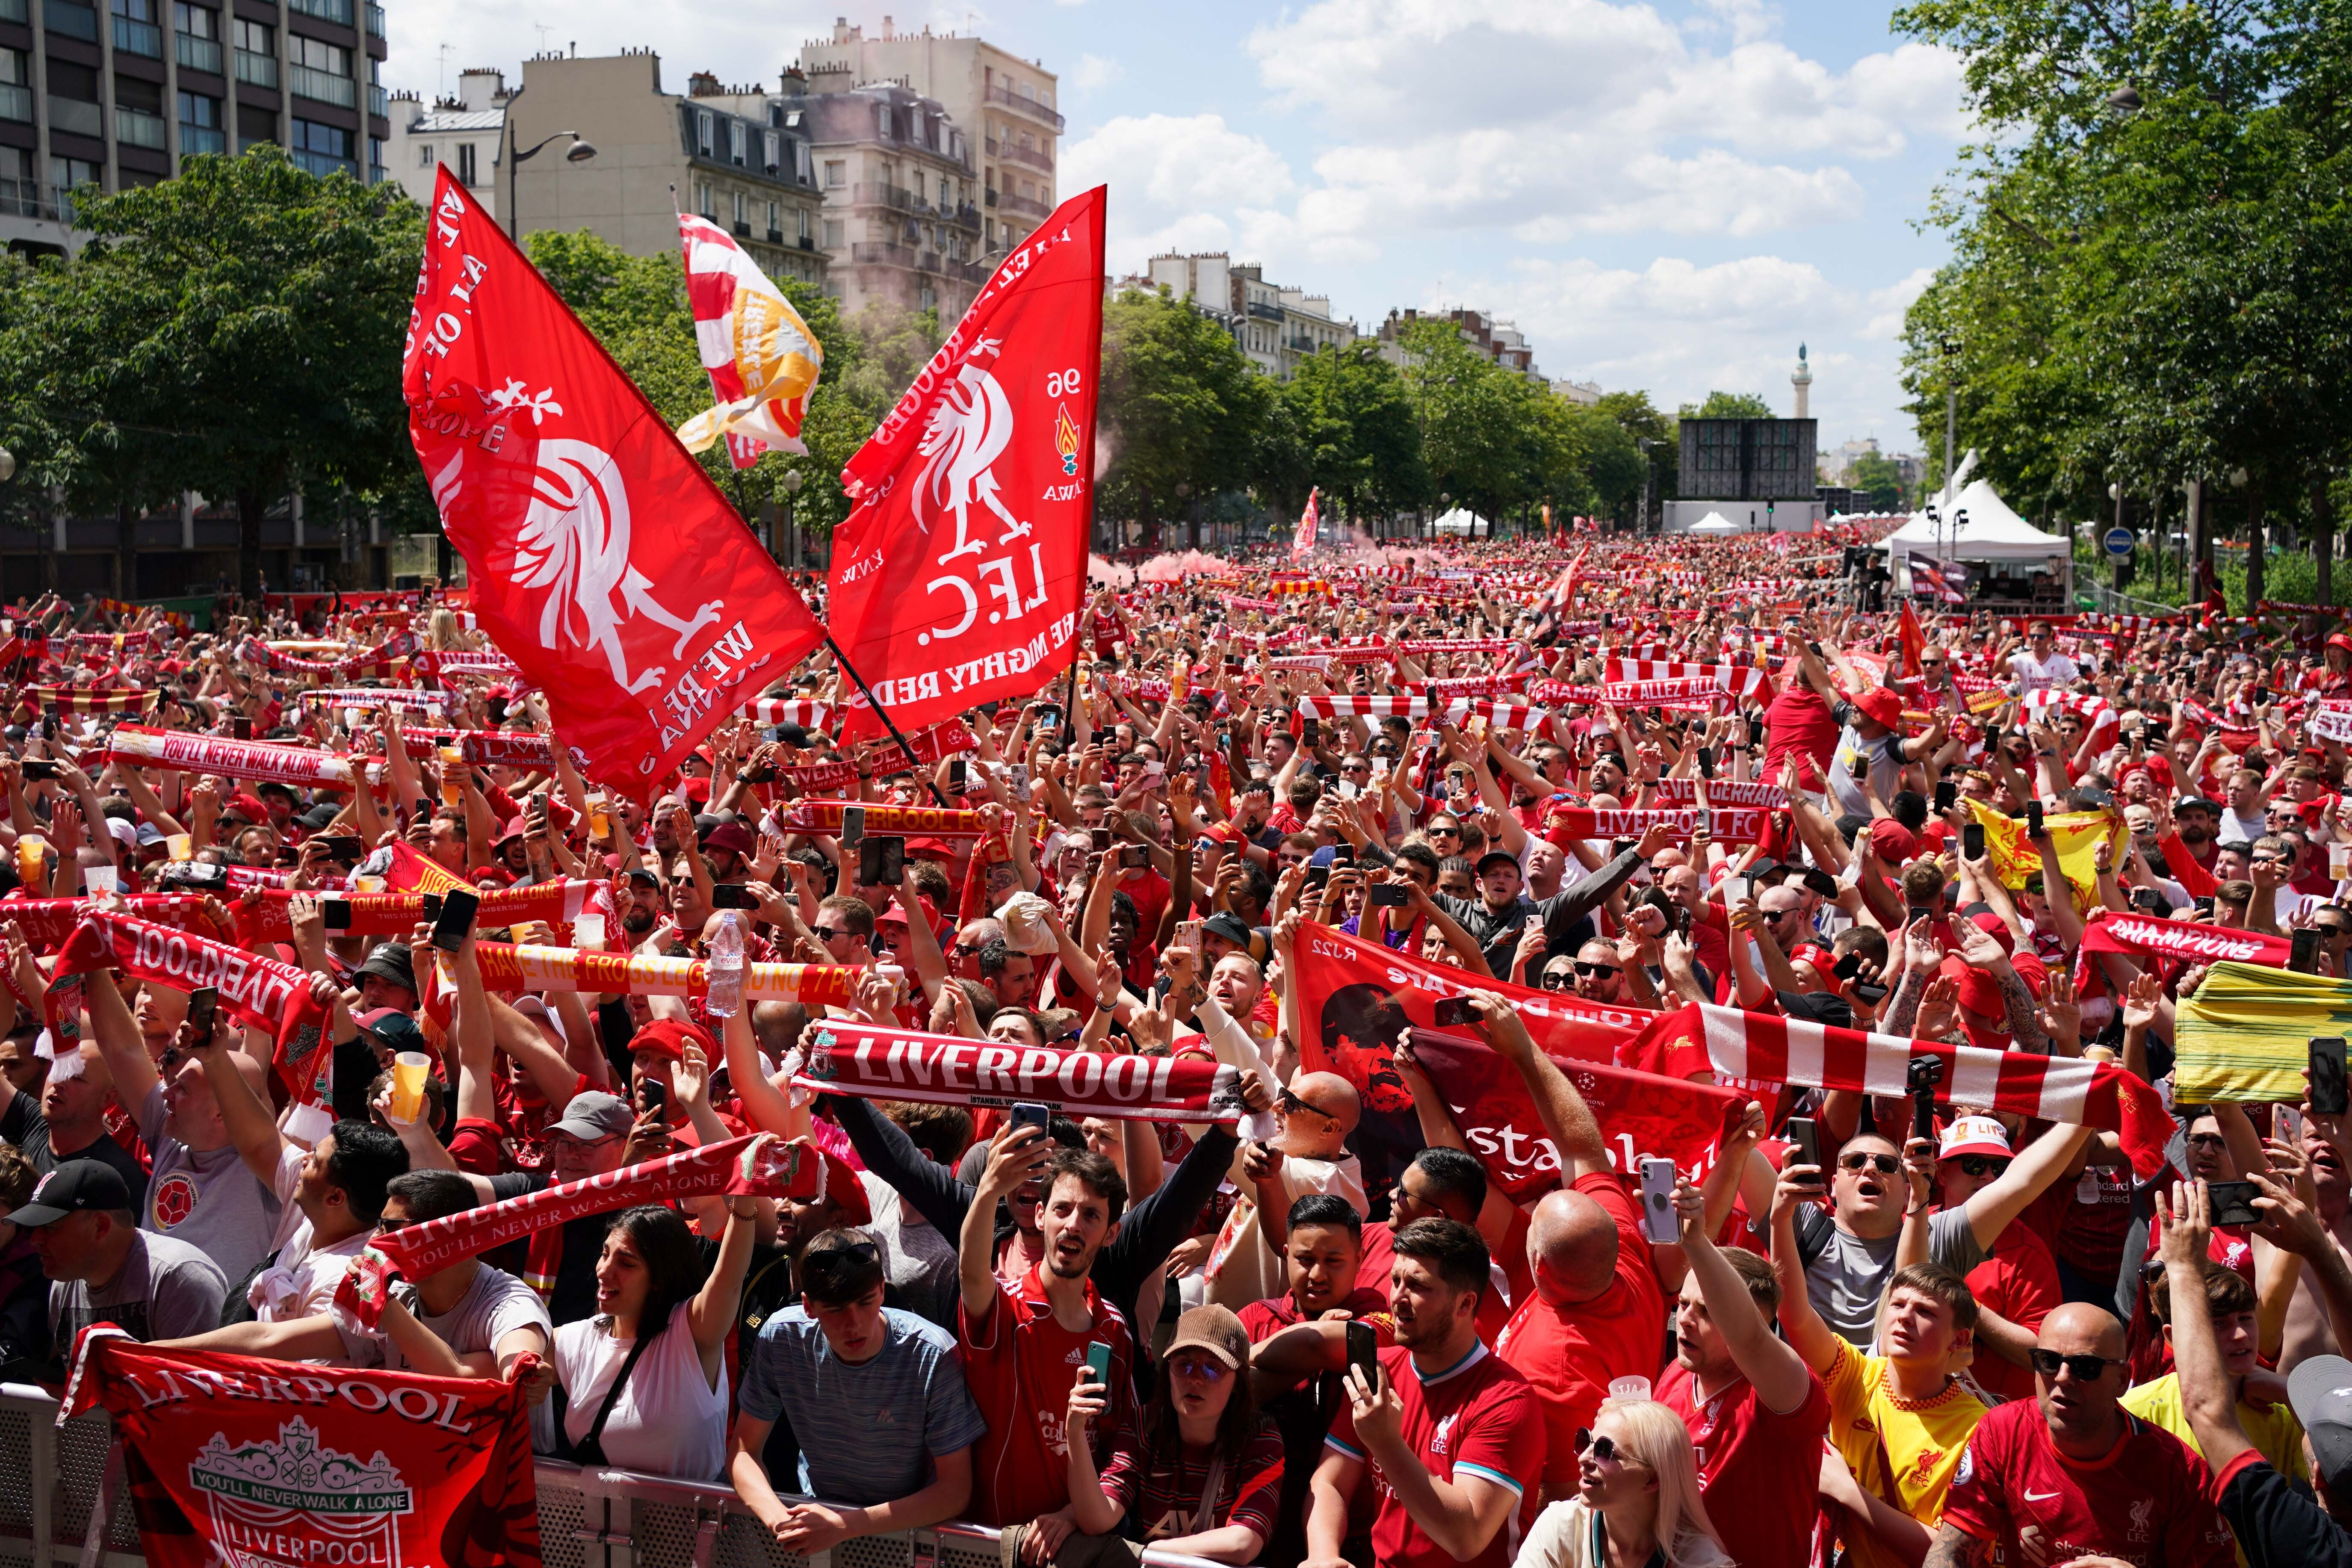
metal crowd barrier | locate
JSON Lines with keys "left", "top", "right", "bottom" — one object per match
{"left": 0, "top": 1385, "right": 1223, "bottom": 1568}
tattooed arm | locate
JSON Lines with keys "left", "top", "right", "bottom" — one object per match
{"left": 1921, "top": 1524, "right": 1993, "bottom": 1568}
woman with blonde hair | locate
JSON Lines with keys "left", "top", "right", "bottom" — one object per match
{"left": 425, "top": 606, "right": 479, "bottom": 653}
{"left": 1515, "top": 1399, "right": 1734, "bottom": 1568}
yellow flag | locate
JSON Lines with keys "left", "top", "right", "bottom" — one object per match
{"left": 1962, "top": 799, "right": 2124, "bottom": 903}
{"left": 2175, "top": 961, "right": 2352, "bottom": 1102}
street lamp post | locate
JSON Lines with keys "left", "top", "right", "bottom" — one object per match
{"left": 1940, "top": 337, "right": 1961, "bottom": 507}
{"left": 1637, "top": 437, "right": 1654, "bottom": 536}
{"left": 506, "top": 116, "right": 597, "bottom": 242}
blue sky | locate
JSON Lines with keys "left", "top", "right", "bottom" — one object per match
{"left": 384, "top": 0, "right": 1972, "bottom": 457}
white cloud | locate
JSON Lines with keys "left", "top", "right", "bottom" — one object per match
{"left": 1061, "top": 113, "right": 1301, "bottom": 272}
{"left": 1862, "top": 266, "right": 1938, "bottom": 339}
{"left": 1070, "top": 53, "right": 1123, "bottom": 94}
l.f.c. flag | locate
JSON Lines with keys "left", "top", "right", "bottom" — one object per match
{"left": 1293, "top": 487, "right": 1319, "bottom": 558}
{"left": 63, "top": 1328, "right": 541, "bottom": 1568}
{"left": 402, "top": 168, "right": 826, "bottom": 800}
{"left": 826, "top": 186, "right": 1107, "bottom": 740}
{"left": 674, "top": 212, "right": 823, "bottom": 465}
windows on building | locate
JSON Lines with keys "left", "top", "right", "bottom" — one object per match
{"left": 177, "top": 88, "right": 224, "bottom": 154}
{"left": 823, "top": 159, "right": 844, "bottom": 188}
{"left": 728, "top": 119, "right": 744, "bottom": 165}
{"left": 416, "top": 142, "right": 434, "bottom": 166}
{"left": 697, "top": 179, "right": 713, "bottom": 219}
{"left": 765, "top": 198, "right": 778, "bottom": 236}
{"left": 695, "top": 110, "right": 712, "bottom": 157}
{"left": 455, "top": 140, "right": 476, "bottom": 186}
{"left": 821, "top": 218, "right": 842, "bottom": 248}
{"left": 290, "top": 115, "right": 352, "bottom": 175}
{"left": 732, "top": 189, "right": 747, "bottom": 229}
{"left": 762, "top": 129, "right": 778, "bottom": 173}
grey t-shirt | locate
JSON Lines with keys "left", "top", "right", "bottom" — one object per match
{"left": 860, "top": 1172, "right": 960, "bottom": 1328}
{"left": 137, "top": 1084, "right": 283, "bottom": 1286}
{"left": 1794, "top": 1204, "right": 1985, "bottom": 1346}
{"left": 50, "top": 1230, "right": 228, "bottom": 1347}
{"left": 335, "top": 1262, "right": 553, "bottom": 1372}
{"left": 737, "top": 1305, "right": 985, "bottom": 1506}
{"left": 1827, "top": 714, "right": 1906, "bottom": 819}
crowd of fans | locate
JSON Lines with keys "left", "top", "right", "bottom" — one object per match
{"left": 2, "top": 534, "right": 2352, "bottom": 1568}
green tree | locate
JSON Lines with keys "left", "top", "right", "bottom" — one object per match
{"left": 1096, "top": 289, "right": 1267, "bottom": 550}
{"left": 1678, "top": 391, "right": 1776, "bottom": 419}
{"left": 0, "top": 148, "right": 424, "bottom": 595}
{"left": 1850, "top": 450, "right": 1909, "bottom": 511}
{"left": 1268, "top": 343, "right": 1428, "bottom": 525}
{"left": 1592, "top": 390, "right": 1675, "bottom": 524}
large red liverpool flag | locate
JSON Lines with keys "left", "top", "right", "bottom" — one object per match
{"left": 827, "top": 186, "right": 1106, "bottom": 740}
{"left": 64, "top": 1329, "right": 540, "bottom": 1568}
{"left": 1285, "top": 922, "right": 1738, "bottom": 1199}
{"left": 403, "top": 168, "right": 825, "bottom": 800}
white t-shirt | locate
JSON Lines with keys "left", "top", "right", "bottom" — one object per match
{"left": 250, "top": 1146, "right": 366, "bottom": 1344}
{"left": 552, "top": 1313, "right": 729, "bottom": 1482}
{"left": 335, "top": 1261, "right": 553, "bottom": 1373}
{"left": 2010, "top": 649, "right": 2079, "bottom": 695}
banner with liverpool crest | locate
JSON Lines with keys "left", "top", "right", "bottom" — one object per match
{"left": 64, "top": 1329, "right": 540, "bottom": 1568}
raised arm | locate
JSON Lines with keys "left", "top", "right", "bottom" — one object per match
{"left": 1469, "top": 990, "right": 1608, "bottom": 1181}
{"left": 959, "top": 1123, "right": 1050, "bottom": 1326}
{"left": 1672, "top": 1174, "right": 1814, "bottom": 1413}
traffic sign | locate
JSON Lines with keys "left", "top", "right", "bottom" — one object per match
{"left": 2103, "top": 526, "right": 2135, "bottom": 558}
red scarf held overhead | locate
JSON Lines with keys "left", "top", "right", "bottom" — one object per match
{"left": 44, "top": 912, "right": 331, "bottom": 1120}
{"left": 332, "top": 1134, "right": 821, "bottom": 1319}
{"left": 791, "top": 1020, "right": 1244, "bottom": 1125}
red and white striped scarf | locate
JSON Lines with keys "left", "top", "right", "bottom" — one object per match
{"left": 1644, "top": 1002, "right": 2173, "bottom": 1178}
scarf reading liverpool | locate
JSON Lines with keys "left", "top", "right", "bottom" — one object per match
{"left": 63, "top": 1328, "right": 540, "bottom": 1568}
{"left": 44, "top": 913, "right": 330, "bottom": 1132}
{"left": 790, "top": 1020, "right": 1245, "bottom": 1124}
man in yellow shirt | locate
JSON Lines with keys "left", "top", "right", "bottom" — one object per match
{"left": 2124, "top": 1258, "right": 2308, "bottom": 1482}
{"left": 1772, "top": 1160, "right": 1989, "bottom": 1568}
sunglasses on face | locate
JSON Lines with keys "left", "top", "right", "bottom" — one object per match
{"left": 2029, "top": 1349, "right": 2125, "bottom": 1382}
{"left": 813, "top": 926, "right": 850, "bottom": 941}
{"left": 1572, "top": 1429, "right": 1641, "bottom": 1466}
{"left": 1841, "top": 1152, "right": 1903, "bottom": 1175}
{"left": 1278, "top": 1088, "right": 1341, "bottom": 1123}
{"left": 1429, "top": 826, "right": 1460, "bottom": 838}
{"left": 1540, "top": 972, "right": 1575, "bottom": 990}
{"left": 1955, "top": 1155, "right": 2009, "bottom": 1178}
{"left": 1573, "top": 961, "right": 1619, "bottom": 978}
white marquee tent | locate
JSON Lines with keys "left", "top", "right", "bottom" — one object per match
{"left": 1687, "top": 511, "right": 1740, "bottom": 535}
{"left": 1431, "top": 507, "right": 1493, "bottom": 537}
{"left": 1879, "top": 478, "right": 2072, "bottom": 599}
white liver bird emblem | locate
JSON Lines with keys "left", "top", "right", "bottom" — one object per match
{"left": 510, "top": 439, "right": 723, "bottom": 695}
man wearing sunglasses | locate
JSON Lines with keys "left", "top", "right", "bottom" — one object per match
{"left": 1927, "top": 1116, "right": 2059, "bottom": 1406}
{"left": 729, "top": 1227, "right": 986, "bottom": 1556}
{"left": 1933, "top": 1301, "right": 2233, "bottom": 1568}
{"left": 1785, "top": 1109, "right": 2091, "bottom": 1352}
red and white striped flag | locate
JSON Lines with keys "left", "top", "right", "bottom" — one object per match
{"left": 1633, "top": 1002, "right": 2174, "bottom": 1178}
{"left": 1293, "top": 487, "right": 1319, "bottom": 558}
{"left": 674, "top": 214, "right": 823, "bottom": 467}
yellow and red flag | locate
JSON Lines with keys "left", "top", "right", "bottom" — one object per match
{"left": 675, "top": 213, "right": 824, "bottom": 465}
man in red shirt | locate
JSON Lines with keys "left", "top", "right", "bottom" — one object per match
{"left": 1298, "top": 1217, "right": 1543, "bottom": 1568}
{"left": 955, "top": 1125, "right": 1140, "bottom": 1544}
{"left": 1928, "top": 1302, "right": 2236, "bottom": 1568}
{"left": 1471, "top": 991, "right": 1664, "bottom": 1505}
{"left": 1656, "top": 1149, "right": 1829, "bottom": 1568}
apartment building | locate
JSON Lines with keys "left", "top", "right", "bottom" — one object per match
{"left": 781, "top": 73, "right": 981, "bottom": 318}
{"left": 1374, "top": 307, "right": 1546, "bottom": 383}
{"left": 502, "top": 50, "right": 827, "bottom": 289}
{"left": 0, "top": 0, "right": 388, "bottom": 256}
{"left": 796, "top": 15, "right": 1056, "bottom": 260}
{"left": 384, "top": 65, "right": 505, "bottom": 218}
{"left": 1146, "top": 251, "right": 1362, "bottom": 380}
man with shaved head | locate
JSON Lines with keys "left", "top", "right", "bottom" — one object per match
{"left": 1461, "top": 990, "right": 1665, "bottom": 1506}
{"left": 1929, "top": 1301, "right": 2234, "bottom": 1568}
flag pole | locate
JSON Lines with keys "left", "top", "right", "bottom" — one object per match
{"left": 825, "top": 636, "right": 949, "bottom": 808}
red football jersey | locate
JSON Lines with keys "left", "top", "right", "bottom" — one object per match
{"left": 1325, "top": 1343, "right": 1545, "bottom": 1568}
{"left": 1941, "top": 1397, "right": 2235, "bottom": 1568}
{"left": 1657, "top": 1360, "right": 1832, "bottom": 1568}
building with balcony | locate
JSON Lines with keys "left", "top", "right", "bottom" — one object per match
{"left": 383, "top": 65, "right": 505, "bottom": 218}
{"left": 1553, "top": 378, "right": 1601, "bottom": 406}
{"left": 1373, "top": 307, "right": 1547, "bottom": 384}
{"left": 500, "top": 50, "right": 826, "bottom": 289}
{"left": 1145, "top": 251, "right": 1363, "bottom": 381}
{"left": 778, "top": 73, "right": 979, "bottom": 319}
{"left": 0, "top": 0, "right": 386, "bottom": 256}
{"left": 795, "top": 15, "right": 1055, "bottom": 261}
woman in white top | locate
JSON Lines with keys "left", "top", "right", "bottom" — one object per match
{"left": 1515, "top": 1400, "right": 1734, "bottom": 1568}
{"left": 549, "top": 1196, "right": 756, "bottom": 1482}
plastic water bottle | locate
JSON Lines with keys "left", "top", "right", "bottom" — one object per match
{"left": 706, "top": 911, "right": 745, "bottom": 1018}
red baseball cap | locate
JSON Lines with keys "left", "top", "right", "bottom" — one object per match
{"left": 1854, "top": 687, "right": 1906, "bottom": 734}
{"left": 630, "top": 1017, "right": 716, "bottom": 1063}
